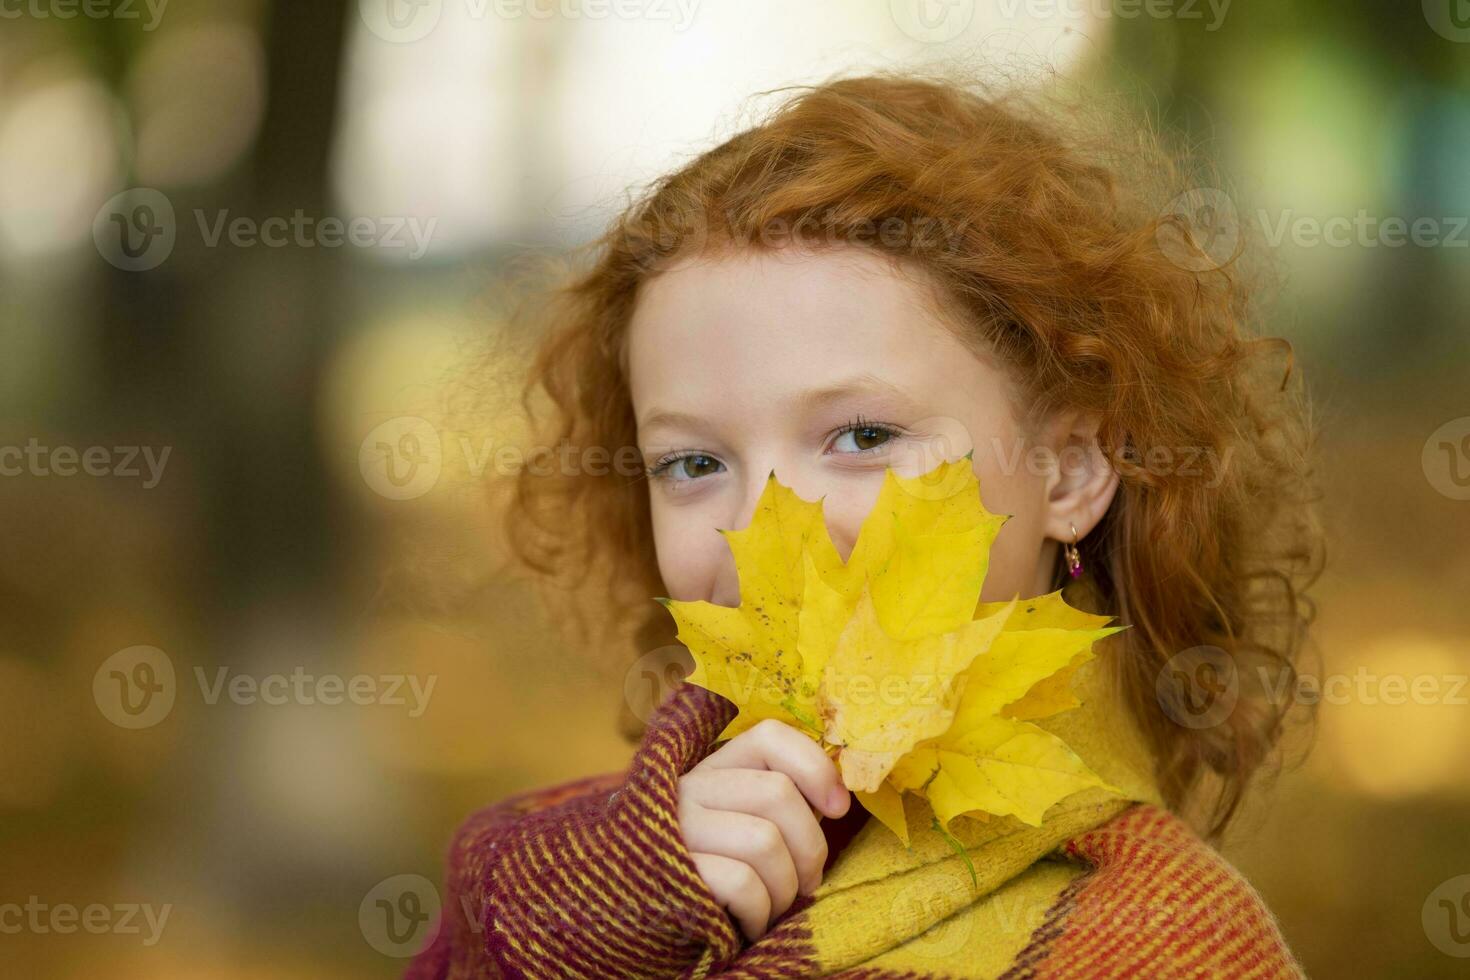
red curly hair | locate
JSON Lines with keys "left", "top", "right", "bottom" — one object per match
{"left": 499, "top": 68, "right": 1325, "bottom": 841}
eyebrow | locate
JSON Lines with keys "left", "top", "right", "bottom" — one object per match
{"left": 637, "top": 373, "right": 921, "bottom": 434}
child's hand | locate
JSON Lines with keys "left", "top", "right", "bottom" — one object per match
{"left": 677, "top": 718, "right": 851, "bottom": 942}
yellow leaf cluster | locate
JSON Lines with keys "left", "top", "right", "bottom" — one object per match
{"left": 657, "top": 457, "right": 1125, "bottom": 845}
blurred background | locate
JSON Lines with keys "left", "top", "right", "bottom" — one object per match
{"left": 2, "top": 1, "right": 1467, "bottom": 977}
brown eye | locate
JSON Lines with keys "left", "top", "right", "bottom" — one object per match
{"left": 852, "top": 426, "right": 890, "bottom": 451}
{"left": 834, "top": 422, "right": 897, "bottom": 454}
{"left": 649, "top": 452, "right": 723, "bottom": 483}
{"left": 678, "top": 454, "right": 721, "bottom": 479}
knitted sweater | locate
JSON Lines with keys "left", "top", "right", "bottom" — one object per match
{"left": 404, "top": 677, "right": 1305, "bottom": 979}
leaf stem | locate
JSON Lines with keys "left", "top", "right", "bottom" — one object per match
{"left": 931, "top": 816, "right": 978, "bottom": 889}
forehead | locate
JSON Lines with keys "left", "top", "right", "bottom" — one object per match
{"left": 625, "top": 245, "right": 968, "bottom": 397}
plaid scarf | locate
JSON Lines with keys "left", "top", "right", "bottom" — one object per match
{"left": 406, "top": 657, "right": 1304, "bottom": 978}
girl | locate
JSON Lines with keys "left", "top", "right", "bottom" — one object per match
{"left": 407, "top": 69, "right": 1323, "bottom": 978}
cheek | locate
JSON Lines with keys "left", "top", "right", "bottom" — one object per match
{"left": 982, "top": 511, "right": 1043, "bottom": 600}
{"left": 973, "top": 453, "right": 1041, "bottom": 521}
{"left": 651, "top": 504, "right": 723, "bottom": 602}
{"left": 973, "top": 459, "right": 1049, "bottom": 600}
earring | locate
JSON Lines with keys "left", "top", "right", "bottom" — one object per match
{"left": 1064, "top": 522, "right": 1084, "bottom": 580}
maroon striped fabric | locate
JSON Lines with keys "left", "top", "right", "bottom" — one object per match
{"left": 405, "top": 681, "right": 745, "bottom": 979}
{"left": 404, "top": 680, "right": 1304, "bottom": 979}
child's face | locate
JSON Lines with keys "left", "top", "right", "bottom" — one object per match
{"left": 627, "top": 245, "right": 1116, "bottom": 609}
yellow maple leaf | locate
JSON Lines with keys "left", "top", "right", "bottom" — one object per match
{"left": 657, "top": 457, "right": 1126, "bottom": 846}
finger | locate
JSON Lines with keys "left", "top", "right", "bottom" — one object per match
{"left": 680, "top": 807, "right": 799, "bottom": 921}
{"left": 689, "top": 851, "right": 771, "bottom": 943}
{"left": 701, "top": 719, "right": 851, "bottom": 818}
{"left": 682, "top": 769, "right": 828, "bottom": 895}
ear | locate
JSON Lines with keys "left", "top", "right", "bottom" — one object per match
{"left": 1039, "top": 411, "right": 1119, "bottom": 543}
